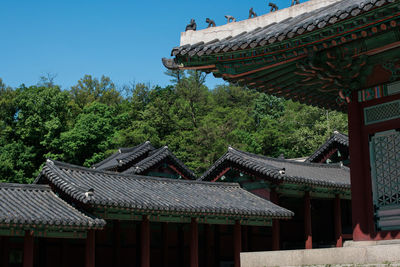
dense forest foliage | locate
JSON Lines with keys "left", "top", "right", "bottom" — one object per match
{"left": 0, "top": 71, "right": 348, "bottom": 183}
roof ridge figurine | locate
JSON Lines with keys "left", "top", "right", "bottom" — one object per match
{"left": 269, "top": 2, "right": 278, "bottom": 12}
{"left": 249, "top": 7, "right": 257, "bottom": 19}
{"left": 225, "top": 15, "right": 236, "bottom": 23}
{"left": 185, "top": 19, "right": 196, "bottom": 31}
{"left": 206, "top": 18, "right": 216, "bottom": 28}
{"left": 291, "top": 0, "right": 300, "bottom": 6}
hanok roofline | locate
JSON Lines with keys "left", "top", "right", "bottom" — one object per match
{"left": 93, "top": 141, "right": 196, "bottom": 180}
{"left": 93, "top": 141, "right": 155, "bottom": 171}
{"left": 0, "top": 182, "right": 105, "bottom": 230}
{"left": 36, "top": 160, "right": 293, "bottom": 223}
{"left": 306, "top": 131, "right": 349, "bottom": 163}
{"left": 122, "top": 146, "right": 196, "bottom": 180}
{"left": 164, "top": 0, "right": 400, "bottom": 110}
{"left": 200, "top": 146, "right": 351, "bottom": 190}
{"left": 179, "top": 0, "right": 343, "bottom": 46}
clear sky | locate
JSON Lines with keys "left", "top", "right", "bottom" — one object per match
{"left": 1, "top": 0, "right": 293, "bottom": 90}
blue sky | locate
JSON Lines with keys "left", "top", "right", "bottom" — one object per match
{"left": 1, "top": 0, "right": 292, "bottom": 90}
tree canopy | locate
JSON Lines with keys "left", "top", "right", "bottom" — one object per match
{"left": 0, "top": 73, "right": 348, "bottom": 183}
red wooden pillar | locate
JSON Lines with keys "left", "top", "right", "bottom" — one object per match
{"left": 348, "top": 95, "right": 370, "bottom": 241}
{"left": 113, "top": 220, "right": 121, "bottom": 267}
{"left": 162, "top": 222, "right": 169, "bottom": 267}
{"left": 304, "top": 192, "right": 312, "bottom": 249}
{"left": 214, "top": 225, "right": 220, "bottom": 267}
{"left": 190, "top": 218, "right": 198, "bottom": 267}
{"left": 141, "top": 216, "right": 150, "bottom": 267}
{"left": 242, "top": 225, "right": 248, "bottom": 252}
{"left": 334, "top": 195, "right": 343, "bottom": 247}
{"left": 85, "top": 230, "right": 95, "bottom": 267}
{"left": 178, "top": 225, "right": 184, "bottom": 267}
{"left": 204, "top": 224, "right": 212, "bottom": 267}
{"left": 23, "top": 231, "right": 34, "bottom": 267}
{"left": 234, "top": 221, "right": 242, "bottom": 267}
{"left": 1, "top": 236, "right": 9, "bottom": 267}
{"left": 270, "top": 189, "right": 280, "bottom": 250}
{"left": 61, "top": 239, "right": 69, "bottom": 267}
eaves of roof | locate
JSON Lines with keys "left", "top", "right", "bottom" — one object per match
{"left": 200, "top": 147, "right": 350, "bottom": 190}
{"left": 35, "top": 160, "right": 293, "bottom": 220}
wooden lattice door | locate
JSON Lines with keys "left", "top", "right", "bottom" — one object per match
{"left": 369, "top": 129, "right": 400, "bottom": 231}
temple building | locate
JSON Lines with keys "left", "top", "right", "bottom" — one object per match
{"left": 200, "top": 146, "right": 351, "bottom": 249}
{"left": 0, "top": 183, "right": 105, "bottom": 267}
{"left": 93, "top": 141, "right": 196, "bottom": 180}
{"left": 0, "top": 159, "right": 293, "bottom": 267}
{"left": 164, "top": 0, "right": 400, "bottom": 242}
{"left": 305, "top": 131, "right": 349, "bottom": 165}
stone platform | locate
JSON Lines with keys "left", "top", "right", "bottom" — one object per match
{"left": 241, "top": 241, "right": 400, "bottom": 267}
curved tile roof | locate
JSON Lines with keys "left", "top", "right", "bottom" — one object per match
{"left": 122, "top": 146, "right": 196, "bottom": 180}
{"left": 200, "top": 147, "right": 350, "bottom": 189}
{"left": 170, "top": 0, "right": 394, "bottom": 58}
{"left": 36, "top": 160, "right": 293, "bottom": 219}
{"left": 306, "top": 132, "right": 349, "bottom": 163}
{"left": 0, "top": 183, "right": 105, "bottom": 229}
{"left": 93, "top": 141, "right": 155, "bottom": 171}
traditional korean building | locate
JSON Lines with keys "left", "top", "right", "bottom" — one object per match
{"left": 306, "top": 131, "right": 349, "bottom": 165}
{"left": 11, "top": 159, "right": 292, "bottom": 267}
{"left": 200, "top": 146, "right": 351, "bottom": 249}
{"left": 93, "top": 142, "right": 196, "bottom": 180}
{"left": 0, "top": 183, "right": 105, "bottom": 267}
{"left": 164, "top": 0, "right": 400, "bottom": 242}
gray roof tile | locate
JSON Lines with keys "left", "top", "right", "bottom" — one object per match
{"left": 200, "top": 147, "right": 350, "bottom": 189}
{"left": 0, "top": 183, "right": 105, "bottom": 229}
{"left": 122, "top": 146, "right": 196, "bottom": 180}
{"left": 93, "top": 141, "right": 155, "bottom": 171}
{"left": 36, "top": 160, "right": 293, "bottom": 219}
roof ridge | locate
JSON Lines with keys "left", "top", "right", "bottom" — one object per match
{"left": 92, "top": 151, "right": 120, "bottom": 168}
{"left": 0, "top": 183, "right": 51, "bottom": 191}
{"left": 306, "top": 132, "right": 349, "bottom": 162}
{"left": 119, "top": 141, "right": 152, "bottom": 153}
{"left": 229, "top": 147, "right": 346, "bottom": 169}
{"left": 48, "top": 159, "right": 236, "bottom": 187}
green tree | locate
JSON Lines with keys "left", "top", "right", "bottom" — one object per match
{"left": 70, "top": 75, "right": 122, "bottom": 110}
{"left": 60, "top": 102, "right": 117, "bottom": 167}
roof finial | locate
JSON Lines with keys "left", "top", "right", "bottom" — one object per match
{"left": 249, "top": 7, "right": 257, "bottom": 19}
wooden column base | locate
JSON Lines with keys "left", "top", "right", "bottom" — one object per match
{"left": 234, "top": 221, "right": 242, "bottom": 267}
{"left": 304, "top": 192, "right": 312, "bottom": 249}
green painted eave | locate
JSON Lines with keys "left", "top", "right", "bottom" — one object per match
{"left": 0, "top": 227, "right": 87, "bottom": 239}
{"left": 93, "top": 207, "right": 275, "bottom": 226}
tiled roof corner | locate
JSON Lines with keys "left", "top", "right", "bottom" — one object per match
{"left": 0, "top": 182, "right": 105, "bottom": 229}
{"left": 306, "top": 132, "right": 349, "bottom": 163}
